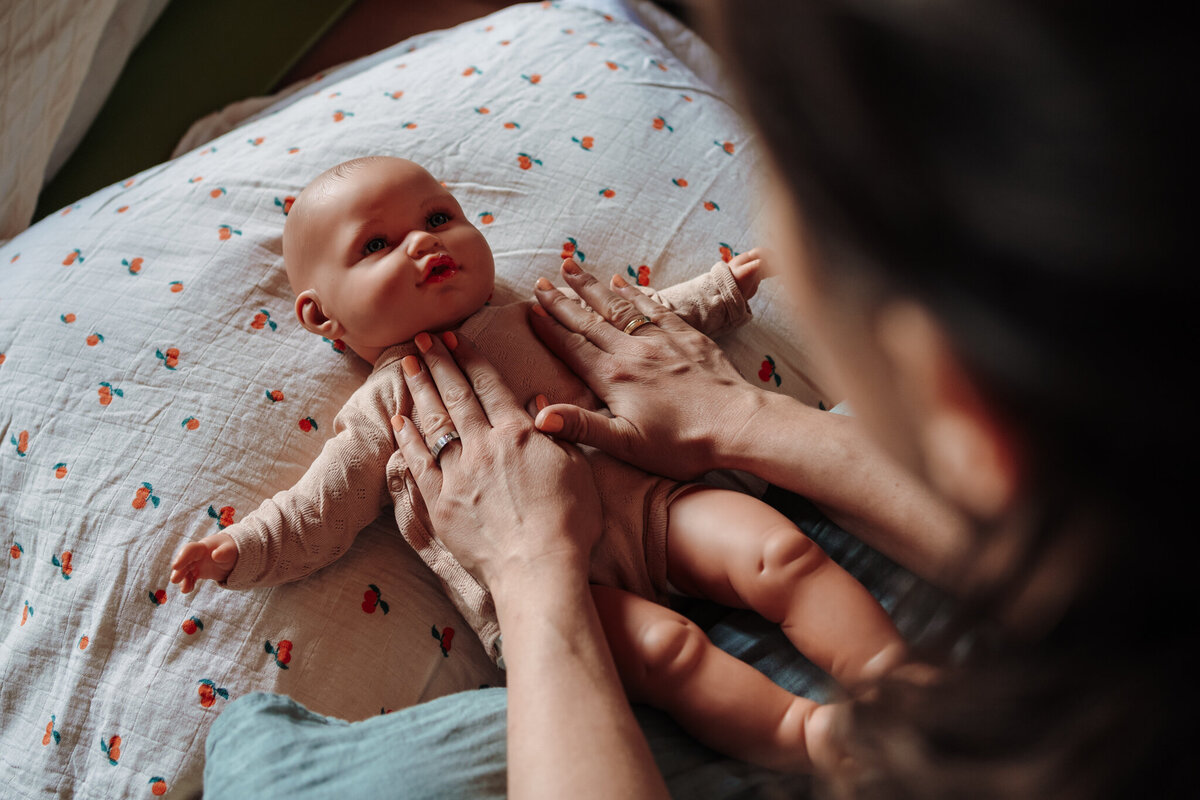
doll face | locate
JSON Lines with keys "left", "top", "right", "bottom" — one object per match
{"left": 286, "top": 157, "right": 495, "bottom": 359}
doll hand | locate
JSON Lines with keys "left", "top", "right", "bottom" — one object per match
{"left": 170, "top": 533, "right": 239, "bottom": 593}
{"left": 726, "top": 247, "right": 773, "bottom": 300}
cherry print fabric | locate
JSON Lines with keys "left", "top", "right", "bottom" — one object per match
{"left": 0, "top": 3, "right": 826, "bottom": 796}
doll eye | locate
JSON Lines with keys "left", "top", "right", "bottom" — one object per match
{"left": 363, "top": 237, "right": 388, "bottom": 255}
{"left": 428, "top": 211, "right": 451, "bottom": 228}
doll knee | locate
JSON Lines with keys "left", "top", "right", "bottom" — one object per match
{"left": 637, "top": 616, "right": 708, "bottom": 688}
{"left": 762, "top": 525, "right": 827, "bottom": 582}
{"left": 751, "top": 525, "right": 829, "bottom": 613}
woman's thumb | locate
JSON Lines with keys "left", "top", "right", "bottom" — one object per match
{"left": 535, "top": 404, "right": 622, "bottom": 452}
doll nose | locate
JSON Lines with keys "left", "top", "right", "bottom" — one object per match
{"left": 405, "top": 230, "right": 442, "bottom": 259}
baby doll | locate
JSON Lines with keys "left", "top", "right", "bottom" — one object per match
{"left": 170, "top": 156, "right": 905, "bottom": 771}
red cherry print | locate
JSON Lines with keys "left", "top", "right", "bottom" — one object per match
{"left": 361, "top": 584, "right": 389, "bottom": 614}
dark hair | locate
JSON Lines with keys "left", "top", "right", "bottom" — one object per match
{"left": 704, "top": 1, "right": 1193, "bottom": 795}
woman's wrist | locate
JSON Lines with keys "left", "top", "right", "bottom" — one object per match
{"left": 710, "top": 383, "right": 792, "bottom": 475}
{"left": 712, "top": 389, "right": 973, "bottom": 588}
{"left": 496, "top": 541, "right": 670, "bottom": 799}
{"left": 489, "top": 548, "right": 591, "bottom": 609}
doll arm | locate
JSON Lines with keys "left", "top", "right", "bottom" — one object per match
{"left": 555, "top": 258, "right": 754, "bottom": 341}
{"left": 171, "top": 385, "right": 397, "bottom": 592}
{"left": 641, "top": 249, "right": 768, "bottom": 339}
{"left": 555, "top": 249, "right": 766, "bottom": 340}
{"left": 223, "top": 402, "right": 394, "bottom": 589}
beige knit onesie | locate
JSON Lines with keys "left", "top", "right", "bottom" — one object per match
{"left": 222, "top": 262, "right": 751, "bottom": 662}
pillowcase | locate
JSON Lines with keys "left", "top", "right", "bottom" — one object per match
{"left": 0, "top": 2, "right": 826, "bottom": 796}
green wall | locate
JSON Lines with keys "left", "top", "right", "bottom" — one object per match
{"left": 35, "top": 0, "right": 356, "bottom": 221}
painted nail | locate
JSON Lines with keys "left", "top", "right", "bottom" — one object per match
{"left": 536, "top": 277, "right": 553, "bottom": 290}
{"left": 441, "top": 331, "right": 457, "bottom": 350}
{"left": 391, "top": 414, "right": 406, "bottom": 431}
{"left": 530, "top": 302, "right": 549, "bottom": 317}
{"left": 562, "top": 259, "right": 582, "bottom": 275}
{"left": 414, "top": 332, "right": 432, "bottom": 353}
{"left": 612, "top": 273, "right": 628, "bottom": 288}
{"left": 535, "top": 394, "right": 548, "bottom": 411}
{"left": 539, "top": 412, "right": 564, "bottom": 433}
{"left": 402, "top": 355, "right": 421, "bottom": 377}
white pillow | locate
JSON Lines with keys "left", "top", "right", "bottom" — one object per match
{"left": 0, "top": 3, "right": 823, "bottom": 796}
{"left": 0, "top": 0, "right": 171, "bottom": 239}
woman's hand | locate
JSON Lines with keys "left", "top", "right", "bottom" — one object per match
{"left": 529, "top": 259, "right": 766, "bottom": 480}
{"left": 394, "top": 330, "right": 670, "bottom": 798}
{"left": 391, "top": 330, "right": 602, "bottom": 591}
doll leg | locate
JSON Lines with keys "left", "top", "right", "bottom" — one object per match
{"left": 591, "top": 584, "right": 837, "bottom": 772}
{"left": 666, "top": 488, "right": 905, "bottom": 689}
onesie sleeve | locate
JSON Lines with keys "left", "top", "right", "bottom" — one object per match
{"left": 646, "top": 261, "right": 752, "bottom": 339}
{"left": 557, "top": 261, "right": 752, "bottom": 339}
{"left": 221, "top": 379, "right": 396, "bottom": 589}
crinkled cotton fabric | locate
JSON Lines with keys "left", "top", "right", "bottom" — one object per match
{"left": 1, "top": 3, "right": 833, "bottom": 797}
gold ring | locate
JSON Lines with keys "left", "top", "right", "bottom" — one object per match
{"left": 622, "top": 315, "right": 653, "bottom": 335}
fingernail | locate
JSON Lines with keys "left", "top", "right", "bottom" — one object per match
{"left": 539, "top": 412, "right": 563, "bottom": 433}
{"left": 612, "top": 273, "right": 628, "bottom": 288}
{"left": 402, "top": 355, "right": 421, "bottom": 376}
{"left": 536, "top": 277, "right": 553, "bottom": 291}
{"left": 414, "top": 332, "right": 432, "bottom": 353}
{"left": 391, "top": 414, "right": 406, "bottom": 431}
{"left": 441, "top": 330, "right": 457, "bottom": 350}
{"left": 562, "top": 259, "right": 581, "bottom": 275}
{"left": 535, "top": 394, "right": 548, "bottom": 411}
{"left": 531, "top": 302, "right": 549, "bottom": 317}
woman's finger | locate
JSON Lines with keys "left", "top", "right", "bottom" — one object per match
{"left": 525, "top": 391, "right": 550, "bottom": 419}
{"left": 535, "top": 402, "right": 639, "bottom": 459}
{"left": 413, "top": 331, "right": 489, "bottom": 435}
{"left": 399, "top": 351, "right": 461, "bottom": 452}
{"left": 392, "top": 414, "right": 444, "bottom": 497}
{"left": 528, "top": 298, "right": 621, "bottom": 382}
{"left": 609, "top": 275, "right": 697, "bottom": 336}
{"left": 437, "top": 331, "right": 529, "bottom": 426}
{"left": 534, "top": 275, "right": 626, "bottom": 354}
{"left": 557, "top": 258, "right": 652, "bottom": 335}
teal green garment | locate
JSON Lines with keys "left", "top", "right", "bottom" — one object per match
{"left": 205, "top": 690, "right": 812, "bottom": 799}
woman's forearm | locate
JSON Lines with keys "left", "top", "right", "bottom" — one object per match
{"left": 493, "top": 559, "right": 669, "bottom": 800}
{"left": 722, "top": 390, "right": 972, "bottom": 592}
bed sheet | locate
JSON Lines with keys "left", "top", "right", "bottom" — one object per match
{"left": 0, "top": 3, "right": 831, "bottom": 797}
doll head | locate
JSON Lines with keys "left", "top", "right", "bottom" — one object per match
{"left": 282, "top": 156, "right": 496, "bottom": 364}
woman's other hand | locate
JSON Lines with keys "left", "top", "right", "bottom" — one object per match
{"left": 529, "top": 258, "right": 765, "bottom": 480}
{"left": 391, "top": 330, "right": 602, "bottom": 590}
{"left": 394, "top": 330, "right": 669, "bottom": 798}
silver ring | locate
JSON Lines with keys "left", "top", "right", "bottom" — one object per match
{"left": 430, "top": 431, "right": 461, "bottom": 462}
{"left": 622, "top": 315, "right": 654, "bottom": 335}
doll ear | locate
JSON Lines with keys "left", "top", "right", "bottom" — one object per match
{"left": 295, "top": 290, "right": 344, "bottom": 338}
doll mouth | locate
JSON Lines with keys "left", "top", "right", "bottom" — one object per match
{"left": 421, "top": 255, "right": 458, "bottom": 284}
